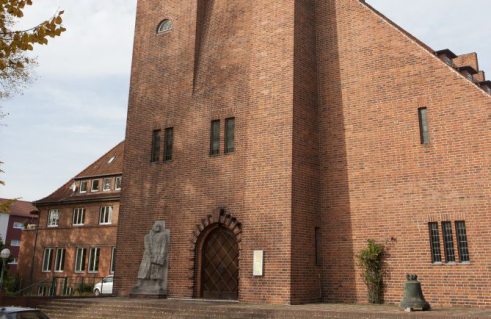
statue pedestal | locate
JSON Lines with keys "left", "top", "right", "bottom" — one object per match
{"left": 130, "top": 279, "right": 167, "bottom": 298}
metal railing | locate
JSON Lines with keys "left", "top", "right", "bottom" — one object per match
{"left": 15, "top": 275, "right": 108, "bottom": 297}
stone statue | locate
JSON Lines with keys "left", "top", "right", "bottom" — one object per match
{"left": 130, "top": 221, "right": 170, "bottom": 297}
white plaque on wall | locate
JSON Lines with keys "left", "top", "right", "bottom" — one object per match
{"left": 253, "top": 250, "right": 264, "bottom": 277}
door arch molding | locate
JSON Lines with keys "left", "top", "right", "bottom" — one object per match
{"left": 192, "top": 208, "right": 242, "bottom": 299}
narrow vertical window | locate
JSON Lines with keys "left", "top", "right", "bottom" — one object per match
{"left": 75, "top": 248, "right": 87, "bottom": 273}
{"left": 110, "top": 247, "right": 116, "bottom": 273}
{"left": 42, "top": 248, "right": 53, "bottom": 272}
{"left": 115, "top": 176, "right": 122, "bottom": 190}
{"left": 88, "top": 247, "right": 100, "bottom": 273}
{"left": 418, "top": 107, "right": 430, "bottom": 144}
{"left": 428, "top": 222, "right": 442, "bottom": 263}
{"left": 99, "top": 206, "right": 113, "bottom": 225}
{"left": 315, "top": 227, "right": 321, "bottom": 266}
{"left": 225, "top": 117, "right": 235, "bottom": 154}
{"left": 151, "top": 130, "right": 161, "bottom": 163}
{"left": 442, "top": 221, "right": 455, "bottom": 263}
{"left": 73, "top": 208, "right": 85, "bottom": 226}
{"left": 47, "top": 210, "right": 60, "bottom": 227}
{"left": 210, "top": 120, "right": 220, "bottom": 155}
{"left": 455, "top": 221, "right": 470, "bottom": 262}
{"left": 80, "top": 180, "right": 88, "bottom": 193}
{"left": 103, "top": 178, "right": 112, "bottom": 191}
{"left": 54, "top": 248, "right": 65, "bottom": 272}
{"left": 164, "top": 127, "right": 173, "bottom": 161}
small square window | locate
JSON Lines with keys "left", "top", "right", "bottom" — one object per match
{"left": 115, "top": 177, "right": 122, "bottom": 191}
{"left": 103, "top": 178, "right": 112, "bottom": 191}
{"left": 13, "top": 222, "right": 24, "bottom": 229}
{"left": 91, "top": 180, "right": 100, "bottom": 192}
{"left": 80, "top": 180, "right": 88, "bottom": 193}
{"left": 10, "top": 239, "right": 21, "bottom": 247}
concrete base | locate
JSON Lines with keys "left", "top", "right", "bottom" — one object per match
{"left": 129, "top": 279, "right": 167, "bottom": 299}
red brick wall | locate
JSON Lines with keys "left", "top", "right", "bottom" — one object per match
{"left": 18, "top": 201, "right": 119, "bottom": 290}
{"left": 316, "top": 0, "right": 491, "bottom": 307}
{"left": 116, "top": 0, "right": 491, "bottom": 307}
{"left": 6, "top": 215, "right": 37, "bottom": 274}
{"left": 116, "top": 0, "right": 296, "bottom": 304}
{"left": 291, "top": 0, "right": 322, "bottom": 305}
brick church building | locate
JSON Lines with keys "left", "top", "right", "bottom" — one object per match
{"left": 114, "top": 0, "right": 491, "bottom": 307}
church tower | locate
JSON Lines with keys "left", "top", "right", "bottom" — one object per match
{"left": 116, "top": 0, "right": 491, "bottom": 307}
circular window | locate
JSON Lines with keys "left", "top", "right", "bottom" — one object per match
{"left": 157, "top": 19, "right": 173, "bottom": 34}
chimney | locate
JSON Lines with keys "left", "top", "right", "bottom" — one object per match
{"left": 474, "top": 71, "right": 485, "bottom": 83}
{"left": 453, "top": 52, "right": 479, "bottom": 71}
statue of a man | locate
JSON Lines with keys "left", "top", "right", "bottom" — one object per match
{"left": 137, "top": 222, "right": 167, "bottom": 282}
{"left": 131, "top": 221, "right": 170, "bottom": 297}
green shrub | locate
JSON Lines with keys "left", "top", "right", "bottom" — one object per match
{"left": 357, "top": 239, "right": 385, "bottom": 304}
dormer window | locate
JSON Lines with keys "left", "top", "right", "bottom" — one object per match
{"left": 80, "top": 180, "right": 88, "bottom": 193}
{"left": 115, "top": 176, "right": 122, "bottom": 191}
{"left": 91, "top": 179, "right": 100, "bottom": 192}
{"left": 103, "top": 178, "right": 111, "bottom": 192}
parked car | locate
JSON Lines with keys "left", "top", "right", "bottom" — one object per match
{"left": 0, "top": 307, "right": 50, "bottom": 319}
{"left": 93, "top": 275, "right": 114, "bottom": 296}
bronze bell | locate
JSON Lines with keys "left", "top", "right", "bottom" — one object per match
{"left": 399, "top": 274, "right": 431, "bottom": 312}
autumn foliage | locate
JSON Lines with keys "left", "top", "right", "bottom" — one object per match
{"left": 0, "top": 0, "right": 66, "bottom": 70}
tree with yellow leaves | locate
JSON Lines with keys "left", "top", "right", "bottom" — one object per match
{"left": 0, "top": 0, "right": 65, "bottom": 115}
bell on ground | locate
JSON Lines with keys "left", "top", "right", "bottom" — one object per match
{"left": 399, "top": 274, "right": 431, "bottom": 312}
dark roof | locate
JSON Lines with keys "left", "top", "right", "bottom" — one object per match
{"left": 35, "top": 141, "right": 124, "bottom": 206}
{"left": 0, "top": 199, "right": 37, "bottom": 218}
{"left": 435, "top": 49, "right": 458, "bottom": 59}
{"left": 457, "top": 66, "right": 478, "bottom": 75}
{"left": 76, "top": 141, "right": 125, "bottom": 179}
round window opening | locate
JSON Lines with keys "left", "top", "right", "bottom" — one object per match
{"left": 157, "top": 19, "right": 173, "bottom": 34}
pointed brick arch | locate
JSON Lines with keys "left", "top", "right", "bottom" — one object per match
{"left": 190, "top": 208, "right": 242, "bottom": 298}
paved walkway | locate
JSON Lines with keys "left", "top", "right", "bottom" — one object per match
{"left": 60, "top": 298, "right": 491, "bottom": 318}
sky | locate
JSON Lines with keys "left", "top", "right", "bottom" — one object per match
{"left": 0, "top": 0, "right": 490, "bottom": 202}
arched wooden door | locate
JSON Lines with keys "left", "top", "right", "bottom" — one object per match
{"left": 201, "top": 226, "right": 239, "bottom": 300}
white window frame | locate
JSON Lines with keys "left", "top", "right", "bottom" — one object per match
{"left": 72, "top": 208, "right": 85, "bottom": 226}
{"left": 99, "top": 206, "right": 113, "bottom": 225}
{"left": 115, "top": 176, "right": 122, "bottom": 191}
{"left": 54, "top": 248, "right": 66, "bottom": 272}
{"left": 88, "top": 247, "right": 100, "bottom": 273}
{"left": 47, "top": 210, "right": 60, "bottom": 227}
{"left": 13, "top": 222, "right": 24, "bottom": 229}
{"left": 91, "top": 179, "right": 100, "bottom": 192}
{"left": 8, "top": 258, "right": 18, "bottom": 265}
{"left": 110, "top": 247, "right": 116, "bottom": 273}
{"left": 75, "top": 248, "right": 87, "bottom": 273}
{"left": 10, "top": 239, "right": 21, "bottom": 247}
{"left": 103, "top": 178, "right": 112, "bottom": 192}
{"left": 80, "top": 180, "right": 88, "bottom": 193}
{"left": 42, "top": 248, "right": 53, "bottom": 272}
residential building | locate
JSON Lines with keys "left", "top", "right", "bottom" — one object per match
{"left": 0, "top": 199, "right": 38, "bottom": 274}
{"left": 114, "top": 0, "right": 491, "bottom": 308}
{"left": 17, "top": 142, "right": 123, "bottom": 294}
